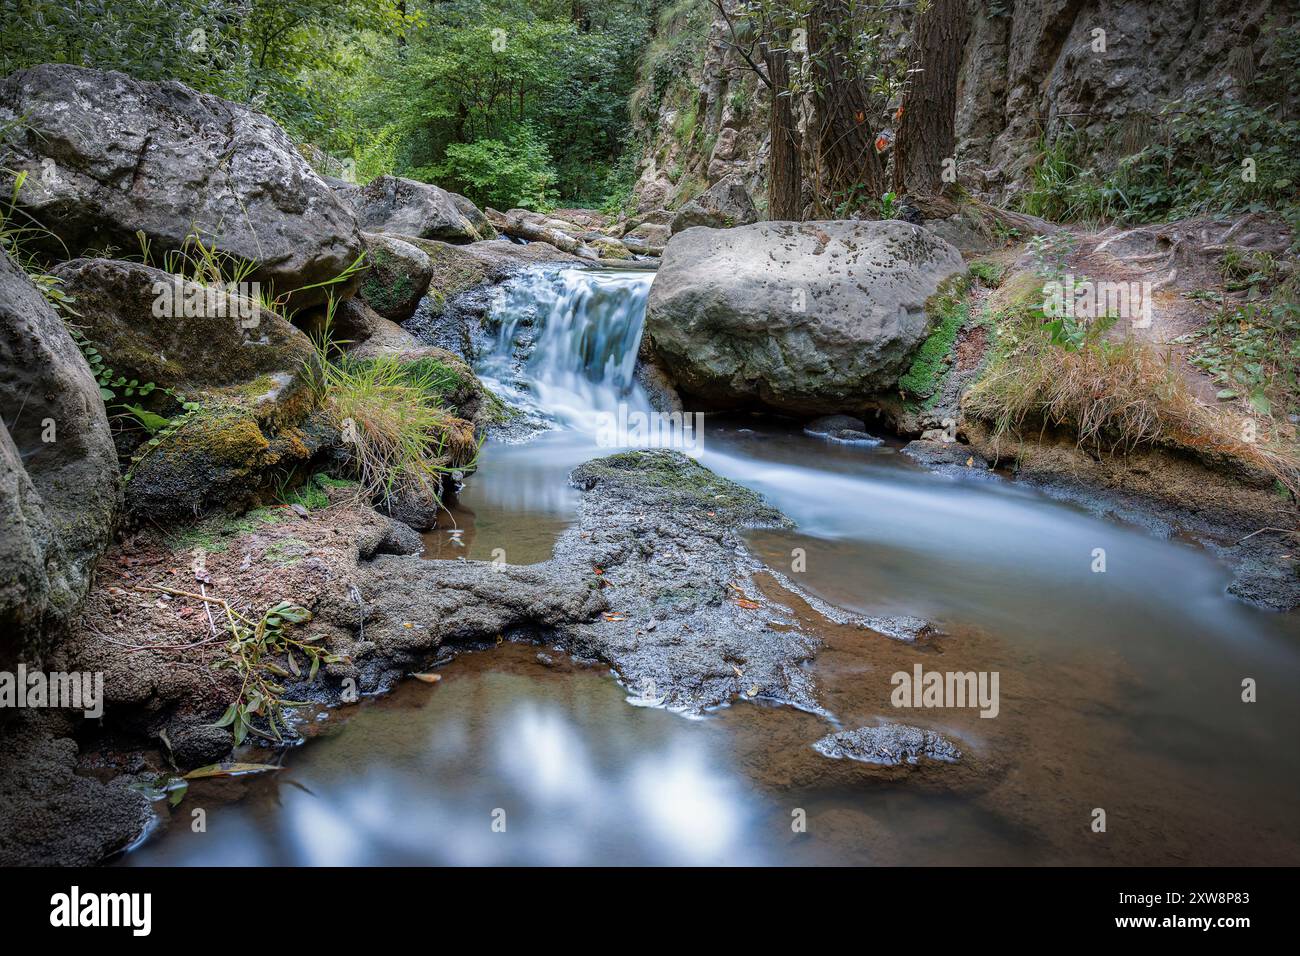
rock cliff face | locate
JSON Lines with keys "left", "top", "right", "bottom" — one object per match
{"left": 631, "top": 0, "right": 1294, "bottom": 212}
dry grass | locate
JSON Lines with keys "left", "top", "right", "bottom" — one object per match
{"left": 316, "top": 354, "right": 478, "bottom": 506}
{"left": 966, "top": 274, "right": 1300, "bottom": 495}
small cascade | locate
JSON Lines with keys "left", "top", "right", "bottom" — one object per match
{"left": 477, "top": 267, "right": 655, "bottom": 431}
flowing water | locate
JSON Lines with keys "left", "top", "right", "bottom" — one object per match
{"left": 123, "top": 265, "right": 1300, "bottom": 866}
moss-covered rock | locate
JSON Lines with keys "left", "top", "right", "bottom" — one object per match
{"left": 125, "top": 404, "right": 338, "bottom": 520}
{"left": 898, "top": 272, "right": 974, "bottom": 402}
{"left": 570, "top": 449, "right": 791, "bottom": 529}
{"left": 358, "top": 233, "right": 434, "bottom": 322}
{"left": 52, "top": 258, "right": 317, "bottom": 397}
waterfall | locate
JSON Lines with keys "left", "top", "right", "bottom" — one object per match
{"left": 476, "top": 267, "right": 656, "bottom": 432}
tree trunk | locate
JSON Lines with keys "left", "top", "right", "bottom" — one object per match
{"left": 892, "top": 0, "right": 971, "bottom": 198}
{"left": 764, "top": 38, "right": 803, "bottom": 220}
{"left": 807, "top": 0, "right": 885, "bottom": 211}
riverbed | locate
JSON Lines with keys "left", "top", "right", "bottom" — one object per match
{"left": 120, "top": 266, "right": 1300, "bottom": 866}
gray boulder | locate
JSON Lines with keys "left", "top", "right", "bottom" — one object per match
{"left": 358, "top": 233, "right": 434, "bottom": 322}
{"left": 50, "top": 257, "right": 330, "bottom": 520}
{"left": 344, "top": 175, "right": 486, "bottom": 243}
{"left": 0, "top": 250, "right": 119, "bottom": 668}
{"left": 670, "top": 175, "right": 759, "bottom": 234}
{"left": 645, "top": 220, "right": 966, "bottom": 415}
{"left": 0, "top": 65, "right": 363, "bottom": 309}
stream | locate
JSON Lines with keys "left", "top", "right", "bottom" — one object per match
{"left": 122, "top": 265, "right": 1300, "bottom": 866}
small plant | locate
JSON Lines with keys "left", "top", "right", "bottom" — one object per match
{"left": 877, "top": 191, "right": 901, "bottom": 220}
{"left": 968, "top": 260, "right": 1006, "bottom": 288}
{"left": 210, "top": 599, "right": 345, "bottom": 744}
{"left": 69, "top": 327, "right": 198, "bottom": 435}
{"left": 309, "top": 307, "right": 480, "bottom": 507}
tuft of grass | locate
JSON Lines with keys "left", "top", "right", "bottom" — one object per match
{"left": 315, "top": 351, "right": 478, "bottom": 507}
{"left": 968, "top": 260, "right": 1006, "bottom": 288}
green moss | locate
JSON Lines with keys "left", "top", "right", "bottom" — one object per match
{"left": 899, "top": 273, "right": 974, "bottom": 400}
{"left": 570, "top": 450, "right": 791, "bottom": 528}
{"left": 172, "top": 507, "right": 284, "bottom": 553}
{"left": 359, "top": 245, "right": 416, "bottom": 315}
{"left": 397, "top": 238, "right": 490, "bottom": 316}
{"left": 968, "top": 260, "right": 1006, "bottom": 288}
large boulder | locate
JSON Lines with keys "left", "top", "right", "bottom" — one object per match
{"left": 52, "top": 259, "right": 316, "bottom": 405}
{"left": 0, "top": 65, "right": 363, "bottom": 309}
{"left": 50, "top": 258, "right": 330, "bottom": 519}
{"left": 341, "top": 175, "right": 487, "bottom": 243}
{"left": 0, "top": 250, "right": 119, "bottom": 668}
{"left": 645, "top": 220, "right": 966, "bottom": 414}
{"left": 358, "top": 233, "right": 434, "bottom": 322}
{"left": 669, "top": 175, "right": 759, "bottom": 234}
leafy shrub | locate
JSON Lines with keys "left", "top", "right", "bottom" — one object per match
{"left": 429, "top": 124, "right": 556, "bottom": 211}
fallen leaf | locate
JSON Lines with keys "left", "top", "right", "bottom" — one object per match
{"left": 731, "top": 664, "right": 743, "bottom": 678}
{"left": 734, "top": 598, "right": 760, "bottom": 610}
{"left": 412, "top": 673, "right": 442, "bottom": 683}
{"left": 603, "top": 613, "right": 627, "bottom": 622}
{"left": 966, "top": 456, "right": 974, "bottom": 467}
{"left": 184, "top": 762, "right": 283, "bottom": 780}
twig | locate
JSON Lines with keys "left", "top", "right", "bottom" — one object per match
{"left": 1235, "top": 526, "right": 1296, "bottom": 545}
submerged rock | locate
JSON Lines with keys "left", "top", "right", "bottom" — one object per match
{"left": 0, "top": 249, "right": 119, "bottom": 668}
{"left": 804, "top": 414, "right": 882, "bottom": 445}
{"left": 901, "top": 439, "right": 993, "bottom": 476}
{"left": 0, "top": 64, "right": 363, "bottom": 309}
{"left": 353, "top": 450, "right": 819, "bottom": 713}
{"left": 645, "top": 220, "right": 966, "bottom": 415}
{"left": 813, "top": 723, "right": 962, "bottom": 767}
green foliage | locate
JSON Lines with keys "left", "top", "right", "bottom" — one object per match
{"left": 968, "top": 260, "right": 1006, "bottom": 288}
{"left": 428, "top": 124, "right": 557, "bottom": 210}
{"left": 876, "top": 191, "right": 901, "bottom": 220}
{"left": 1177, "top": 262, "right": 1300, "bottom": 418}
{"left": 211, "top": 599, "right": 345, "bottom": 744}
{"left": 0, "top": 0, "right": 405, "bottom": 145}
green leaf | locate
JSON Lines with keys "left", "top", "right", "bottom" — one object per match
{"left": 212, "top": 703, "right": 238, "bottom": 728}
{"left": 98, "top": 387, "right": 114, "bottom": 401}
{"left": 1216, "top": 389, "right": 1239, "bottom": 400}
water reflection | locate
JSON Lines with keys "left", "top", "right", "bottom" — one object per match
{"left": 124, "top": 648, "right": 769, "bottom": 866}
